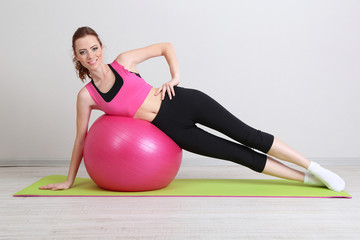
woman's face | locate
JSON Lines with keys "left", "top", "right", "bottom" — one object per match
{"left": 74, "top": 35, "right": 103, "bottom": 70}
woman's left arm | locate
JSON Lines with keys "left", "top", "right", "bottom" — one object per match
{"left": 116, "top": 43, "right": 180, "bottom": 100}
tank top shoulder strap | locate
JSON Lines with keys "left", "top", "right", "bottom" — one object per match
{"left": 109, "top": 60, "right": 129, "bottom": 76}
{"left": 85, "top": 81, "right": 102, "bottom": 107}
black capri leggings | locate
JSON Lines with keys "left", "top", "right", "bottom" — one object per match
{"left": 151, "top": 87, "right": 274, "bottom": 173}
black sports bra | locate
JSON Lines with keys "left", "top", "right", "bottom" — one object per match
{"left": 91, "top": 64, "right": 142, "bottom": 102}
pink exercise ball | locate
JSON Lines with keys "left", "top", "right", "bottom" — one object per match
{"left": 83, "top": 115, "right": 182, "bottom": 192}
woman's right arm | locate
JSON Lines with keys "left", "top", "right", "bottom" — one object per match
{"left": 39, "top": 88, "right": 93, "bottom": 191}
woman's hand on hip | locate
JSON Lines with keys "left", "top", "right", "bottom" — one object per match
{"left": 155, "top": 77, "right": 180, "bottom": 100}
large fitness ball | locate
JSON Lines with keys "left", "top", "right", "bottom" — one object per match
{"left": 83, "top": 115, "right": 182, "bottom": 191}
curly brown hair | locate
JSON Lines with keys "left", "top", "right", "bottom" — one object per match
{"left": 72, "top": 27, "right": 103, "bottom": 82}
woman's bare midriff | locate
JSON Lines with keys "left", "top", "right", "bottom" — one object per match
{"left": 133, "top": 88, "right": 162, "bottom": 122}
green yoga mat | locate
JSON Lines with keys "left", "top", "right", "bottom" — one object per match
{"left": 13, "top": 175, "right": 351, "bottom": 198}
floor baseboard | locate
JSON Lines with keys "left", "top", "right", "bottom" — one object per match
{"left": 0, "top": 157, "right": 358, "bottom": 167}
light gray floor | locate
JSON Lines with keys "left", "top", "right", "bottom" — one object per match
{"left": 1, "top": 164, "right": 359, "bottom": 239}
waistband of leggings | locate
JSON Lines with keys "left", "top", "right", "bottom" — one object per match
{"left": 151, "top": 94, "right": 170, "bottom": 126}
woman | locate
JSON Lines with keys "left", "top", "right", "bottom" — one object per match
{"left": 40, "top": 27, "right": 345, "bottom": 192}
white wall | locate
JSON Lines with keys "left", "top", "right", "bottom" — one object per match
{"left": 1, "top": 0, "right": 359, "bottom": 163}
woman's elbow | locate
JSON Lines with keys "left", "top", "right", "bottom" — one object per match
{"left": 165, "top": 42, "right": 174, "bottom": 49}
{"left": 162, "top": 42, "right": 174, "bottom": 55}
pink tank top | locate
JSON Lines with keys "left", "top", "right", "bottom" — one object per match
{"left": 85, "top": 60, "right": 152, "bottom": 118}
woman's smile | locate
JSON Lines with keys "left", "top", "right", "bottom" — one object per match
{"left": 88, "top": 59, "right": 98, "bottom": 66}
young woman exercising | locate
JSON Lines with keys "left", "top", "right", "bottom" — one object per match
{"left": 39, "top": 27, "right": 345, "bottom": 192}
